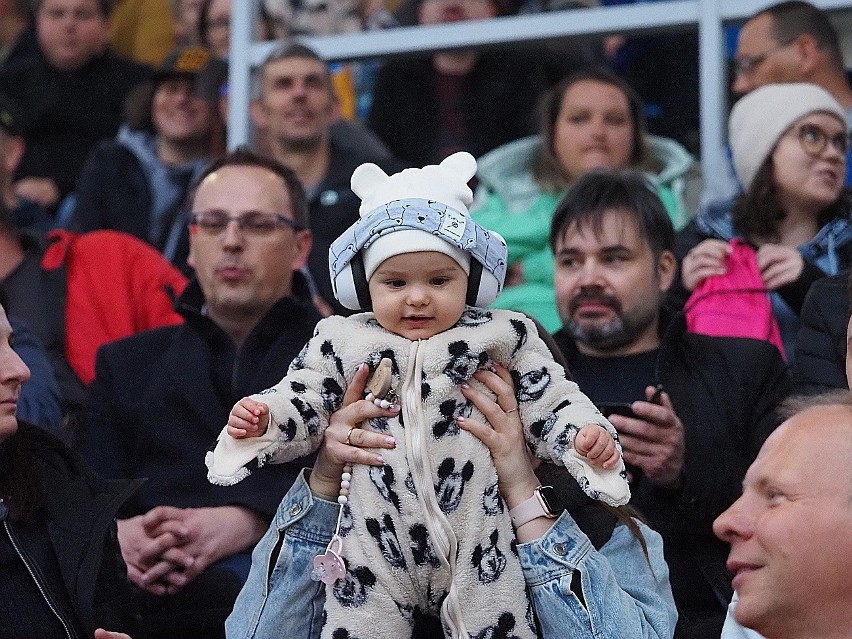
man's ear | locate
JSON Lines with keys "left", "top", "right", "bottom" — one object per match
{"left": 291, "top": 229, "right": 313, "bottom": 271}
{"left": 249, "top": 99, "right": 266, "bottom": 128}
{"left": 794, "top": 33, "right": 822, "bottom": 77}
{"left": 657, "top": 249, "right": 677, "bottom": 293}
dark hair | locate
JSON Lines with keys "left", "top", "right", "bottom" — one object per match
{"left": 197, "top": 0, "right": 274, "bottom": 51}
{"left": 732, "top": 157, "right": 851, "bottom": 242}
{"left": 534, "top": 67, "right": 649, "bottom": 193}
{"left": 759, "top": 1, "right": 845, "bottom": 73}
{"left": 255, "top": 42, "right": 335, "bottom": 98}
{"left": 187, "top": 147, "right": 309, "bottom": 228}
{"left": 549, "top": 169, "right": 675, "bottom": 258}
{"left": 34, "top": 0, "right": 113, "bottom": 16}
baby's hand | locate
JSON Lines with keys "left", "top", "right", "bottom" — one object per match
{"left": 575, "top": 423, "right": 620, "bottom": 469}
{"left": 228, "top": 397, "right": 270, "bottom": 439}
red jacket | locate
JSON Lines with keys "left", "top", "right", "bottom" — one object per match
{"left": 41, "top": 230, "right": 188, "bottom": 385}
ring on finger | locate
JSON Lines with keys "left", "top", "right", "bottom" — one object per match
{"left": 344, "top": 427, "right": 356, "bottom": 445}
{"left": 504, "top": 407, "right": 518, "bottom": 414}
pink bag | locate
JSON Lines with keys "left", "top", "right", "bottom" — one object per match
{"left": 684, "top": 239, "right": 786, "bottom": 360}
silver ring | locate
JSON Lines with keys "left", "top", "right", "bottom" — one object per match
{"left": 344, "top": 427, "right": 356, "bottom": 445}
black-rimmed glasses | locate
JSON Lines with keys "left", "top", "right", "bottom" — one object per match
{"left": 190, "top": 211, "right": 303, "bottom": 236}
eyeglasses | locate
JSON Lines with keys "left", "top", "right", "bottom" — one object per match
{"left": 793, "top": 123, "right": 850, "bottom": 158}
{"left": 733, "top": 38, "right": 796, "bottom": 76}
{"left": 190, "top": 211, "right": 303, "bottom": 236}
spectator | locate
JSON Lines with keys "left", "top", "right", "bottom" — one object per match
{"left": 713, "top": 391, "right": 852, "bottom": 639}
{"left": 8, "top": 311, "right": 63, "bottom": 433}
{"left": 675, "top": 83, "right": 852, "bottom": 360}
{"left": 549, "top": 170, "right": 790, "bottom": 638}
{"left": 69, "top": 45, "right": 226, "bottom": 271}
{"left": 0, "top": 153, "right": 187, "bottom": 426}
{"left": 171, "top": 0, "right": 204, "bottom": 49}
{"left": 198, "top": 0, "right": 274, "bottom": 60}
{"left": 366, "top": 0, "right": 551, "bottom": 166}
{"left": 0, "top": 0, "right": 38, "bottom": 73}
{"left": 0, "top": 0, "right": 150, "bottom": 212}
{"left": 792, "top": 269, "right": 850, "bottom": 394}
{"left": 110, "top": 0, "right": 176, "bottom": 66}
{"left": 0, "top": 297, "right": 139, "bottom": 639}
{"left": 0, "top": 91, "right": 53, "bottom": 232}
{"left": 75, "top": 148, "right": 322, "bottom": 639}
{"left": 226, "top": 357, "right": 678, "bottom": 639}
{"left": 472, "top": 67, "right": 693, "bottom": 331}
{"left": 708, "top": 0, "right": 852, "bottom": 201}
{"left": 251, "top": 42, "right": 405, "bottom": 315}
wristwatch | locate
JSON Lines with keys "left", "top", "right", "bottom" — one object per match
{"left": 509, "top": 485, "right": 560, "bottom": 528}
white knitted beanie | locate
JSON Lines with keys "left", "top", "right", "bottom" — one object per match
{"left": 729, "top": 83, "right": 847, "bottom": 190}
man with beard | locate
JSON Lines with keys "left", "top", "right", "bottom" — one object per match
{"left": 548, "top": 170, "right": 791, "bottom": 639}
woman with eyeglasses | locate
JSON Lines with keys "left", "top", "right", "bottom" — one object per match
{"left": 673, "top": 83, "right": 852, "bottom": 360}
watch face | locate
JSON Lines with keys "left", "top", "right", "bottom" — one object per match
{"left": 538, "top": 485, "right": 560, "bottom": 516}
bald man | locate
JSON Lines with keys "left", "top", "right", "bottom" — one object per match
{"left": 714, "top": 393, "right": 852, "bottom": 639}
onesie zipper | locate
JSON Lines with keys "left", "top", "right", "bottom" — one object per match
{"left": 401, "top": 341, "right": 468, "bottom": 638}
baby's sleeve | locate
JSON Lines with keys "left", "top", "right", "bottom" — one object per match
{"left": 206, "top": 324, "right": 348, "bottom": 486}
{"left": 509, "top": 317, "right": 630, "bottom": 507}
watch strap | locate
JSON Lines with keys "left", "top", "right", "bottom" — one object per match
{"left": 509, "top": 487, "right": 557, "bottom": 528}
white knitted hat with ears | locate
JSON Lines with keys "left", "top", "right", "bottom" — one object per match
{"left": 729, "top": 82, "right": 847, "bottom": 191}
{"left": 350, "top": 152, "right": 477, "bottom": 279}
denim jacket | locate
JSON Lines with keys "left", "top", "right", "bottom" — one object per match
{"left": 227, "top": 470, "right": 677, "bottom": 639}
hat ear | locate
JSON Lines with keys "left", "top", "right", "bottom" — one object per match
{"left": 439, "top": 152, "right": 477, "bottom": 183}
{"left": 351, "top": 163, "right": 389, "bottom": 201}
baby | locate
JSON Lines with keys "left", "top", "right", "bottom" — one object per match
{"left": 207, "top": 152, "right": 629, "bottom": 639}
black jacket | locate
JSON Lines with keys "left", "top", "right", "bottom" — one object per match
{"left": 306, "top": 136, "right": 406, "bottom": 315}
{"left": 76, "top": 276, "right": 321, "bottom": 519}
{"left": 366, "top": 49, "right": 548, "bottom": 168}
{"left": 3, "top": 423, "right": 139, "bottom": 639}
{"left": 0, "top": 49, "right": 149, "bottom": 199}
{"left": 554, "top": 312, "right": 790, "bottom": 616}
{"left": 792, "top": 270, "right": 849, "bottom": 394}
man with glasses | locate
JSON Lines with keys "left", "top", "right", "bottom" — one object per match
{"left": 707, "top": 1, "right": 852, "bottom": 202}
{"left": 75, "top": 148, "right": 322, "bottom": 639}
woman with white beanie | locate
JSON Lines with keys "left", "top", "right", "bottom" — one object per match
{"left": 673, "top": 82, "right": 852, "bottom": 359}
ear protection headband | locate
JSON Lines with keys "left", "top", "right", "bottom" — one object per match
{"left": 329, "top": 199, "right": 507, "bottom": 312}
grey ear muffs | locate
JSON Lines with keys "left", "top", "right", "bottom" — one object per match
{"left": 332, "top": 251, "right": 501, "bottom": 312}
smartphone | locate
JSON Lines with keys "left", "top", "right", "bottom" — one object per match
{"left": 597, "top": 402, "right": 637, "bottom": 419}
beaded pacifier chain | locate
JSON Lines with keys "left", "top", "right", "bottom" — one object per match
{"left": 310, "top": 359, "right": 396, "bottom": 585}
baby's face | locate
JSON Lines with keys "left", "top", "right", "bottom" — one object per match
{"left": 368, "top": 252, "right": 468, "bottom": 340}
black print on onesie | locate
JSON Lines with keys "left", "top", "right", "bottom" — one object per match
{"left": 443, "top": 341, "right": 489, "bottom": 384}
{"left": 289, "top": 342, "right": 309, "bottom": 371}
{"left": 421, "top": 377, "right": 431, "bottom": 402}
{"left": 320, "top": 339, "right": 345, "bottom": 377}
{"left": 404, "top": 472, "right": 418, "bottom": 498}
{"left": 473, "top": 612, "right": 521, "bottom": 639}
{"left": 369, "top": 415, "right": 390, "bottom": 433}
{"left": 409, "top": 523, "right": 439, "bottom": 567}
{"left": 367, "top": 349, "right": 397, "bottom": 373}
{"left": 395, "top": 600, "right": 430, "bottom": 629}
{"left": 456, "top": 308, "right": 493, "bottom": 327}
{"left": 321, "top": 377, "right": 344, "bottom": 413}
{"left": 434, "top": 458, "right": 474, "bottom": 514}
{"left": 369, "top": 464, "right": 402, "bottom": 511}
{"left": 331, "top": 629, "right": 361, "bottom": 639}
{"left": 365, "top": 513, "right": 406, "bottom": 569}
{"left": 277, "top": 418, "right": 298, "bottom": 442}
{"left": 509, "top": 318, "right": 528, "bottom": 358}
{"left": 332, "top": 565, "right": 376, "bottom": 608}
{"left": 290, "top": 396, "right": 321, "bottom": 435}
{"left": 433, "top": 399, "right": 469, "bottom": 438}
{"left": 512, "top": 367, "right": 551, "bottom": 403}
{"left": 472, "top": 529, "right": 507, "bottom": 584}
{"left": 482, "top": 481, "right": 503, "bottom": 516}
{"left": 339, "top": 501, "right": 354, "bottom": 537}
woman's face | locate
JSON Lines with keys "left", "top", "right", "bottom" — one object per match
{"left": 770, "top": 112, "right": 847, "bottom": 214}
{"left": 552, "top": 79, "right": 636, "bottom": 182}
{"left": 0, "top": 306, "right": 30, "bottom": 444}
